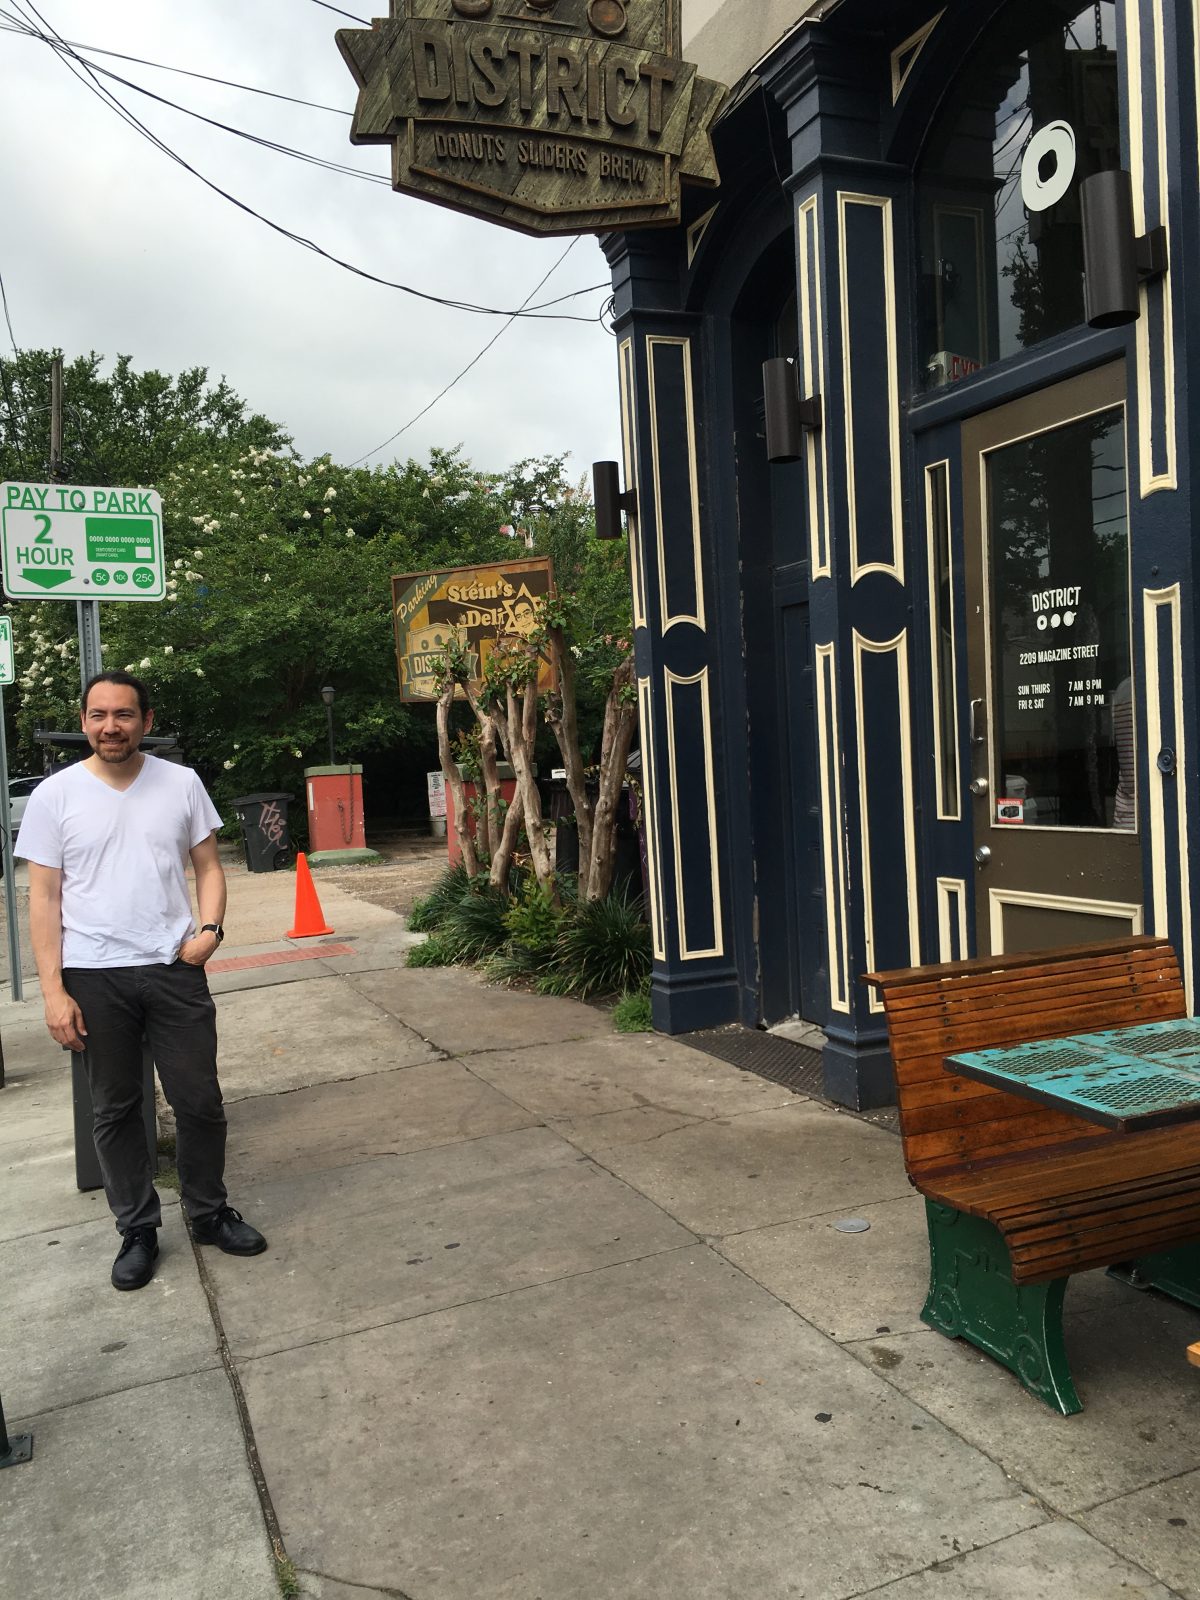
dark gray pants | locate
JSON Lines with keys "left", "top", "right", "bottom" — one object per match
{"left": 63, "top": 962, "right": 227, "bottom": 1233}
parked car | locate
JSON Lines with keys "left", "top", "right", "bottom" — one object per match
{"left": 7, "top": 774, "right": 45, "bottom": 842}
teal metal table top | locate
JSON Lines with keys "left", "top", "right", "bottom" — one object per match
{"left": 947, "top": 1018, "right": 1200, "bottom": 1131}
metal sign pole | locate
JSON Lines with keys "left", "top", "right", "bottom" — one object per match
{"left": 0, "top": 684, "right": 20, "bottom": 1004}
{"left": 77, "top": 598, "right": 102, "bottom": 689}
{"left": 0, "top": 1387, "right": 33, "bottom": 1468}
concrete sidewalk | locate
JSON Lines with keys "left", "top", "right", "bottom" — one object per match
{"left": 4, "top": 864, "right": 1200, "bottom": 1599}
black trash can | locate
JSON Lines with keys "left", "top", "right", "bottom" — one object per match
{"left": 230, "top": 792, "right": 293, "bottom": 872}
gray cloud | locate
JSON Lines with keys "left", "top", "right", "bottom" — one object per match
{"left": 0, "top": 0, "right": 621, "bottom": 477}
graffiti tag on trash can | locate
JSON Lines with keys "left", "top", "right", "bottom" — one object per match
{"left": 257, "top": 800, "right": 287, "bottom": 848}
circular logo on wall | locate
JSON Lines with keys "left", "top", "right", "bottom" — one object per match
{"left": 1020, "top": 121, "right": 1077, "bottom": 213}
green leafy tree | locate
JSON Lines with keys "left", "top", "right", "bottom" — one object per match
{"left": 0, "top": 356, "right": 632, "bottom": 829}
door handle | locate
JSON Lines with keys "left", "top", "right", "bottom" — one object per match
{"left": 975, "top": 846, "right": 992, "bottom": 866}
{"left": 969, "top": 698, "right": 987, "bottom": 746}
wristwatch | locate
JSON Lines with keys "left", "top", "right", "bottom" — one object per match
{"left": 200, "top": 923, "right": 225, "bottom": 944}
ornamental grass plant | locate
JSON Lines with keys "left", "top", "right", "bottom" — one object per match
{"left": 406, "top": 866, "right": 651, "bottom": 1011}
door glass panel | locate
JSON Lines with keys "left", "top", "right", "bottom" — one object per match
{"left": 988, "top": 405, "right": 1132, "bottom": 829}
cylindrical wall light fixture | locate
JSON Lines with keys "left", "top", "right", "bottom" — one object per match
{"left": 593, "top": 460, "right": 636, "bottom": 540}
{"left": 1080, "top": 168, "right": 1168, "bottom": 329}
{"left": 1080, "top": 169, "right": 1139, "bottom": 327}
{"left": 763, "top": 357, "right": 805, "bottom": 463}
{"left": 762, "top": 357, "right": 821, "bottom": 465}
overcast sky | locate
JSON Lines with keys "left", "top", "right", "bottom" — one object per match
{"left": 0, "top": 0, "right": 621, "bottom": 479}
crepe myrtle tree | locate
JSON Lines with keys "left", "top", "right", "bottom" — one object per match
{"left": 432, "top": 593, "right": 636, "bottom": 903}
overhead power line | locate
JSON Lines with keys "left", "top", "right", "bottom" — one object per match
{"left": 0, "top": 18, "right": 353, "bottom": 115}
{"left": 0, "top": 268, "right": 18, "bottom": 358}
{"left": 308, "top": 1, "right": 371, "bottom": 24}
{"left": 0, "top": 20, "right": 390, "bottom": 187}
{"left": 0, "top": 3, "right": 607, "bottom": 323}
{"left": 0, "top": 267, "right": 30, "bottom": 473}
{"left": 351, "top": 238, "right": 580, "bottom": 468}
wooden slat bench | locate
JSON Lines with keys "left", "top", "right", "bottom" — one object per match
{"left": 865, "top": 935, "right": 1200, "bottom": 1413}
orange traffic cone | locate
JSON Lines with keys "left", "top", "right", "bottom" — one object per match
{"left": 287, "top": 852, "right": 334, "bottom": 938}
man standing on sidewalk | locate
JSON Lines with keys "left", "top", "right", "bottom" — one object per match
{"left": 18, "top": 670, "right": 267, "bottom": 1290}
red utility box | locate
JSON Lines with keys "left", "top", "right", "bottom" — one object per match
{"left": 304, "top": 764, "right": 379, "bottom": 865}
{"left": 445, "top": 764, "right": 517, "bottom": 865}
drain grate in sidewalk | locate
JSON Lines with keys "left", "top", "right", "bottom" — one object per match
{"left": 678, "top": 1025, "right": 901, "bottom": 1133}
{"left": 678, "top": 1025, "right": 825, "bottom": 1096}
{"left": 209, "top": 943, "right": 356, "bottom": 973}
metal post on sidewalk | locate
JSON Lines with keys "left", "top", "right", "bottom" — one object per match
{"left": 0, "top": 681, "right": 23, "bottom": 1004}
{"left": 0, "top": 1387, "right": 33, "bottom": 1468}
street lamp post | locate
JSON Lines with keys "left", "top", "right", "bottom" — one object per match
{"left": 320, "top": 685, "right": 336, "bottom": 767}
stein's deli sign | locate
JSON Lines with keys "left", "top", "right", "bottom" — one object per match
{"left": 337, "top": 0, "right": 726, "bottom": 235}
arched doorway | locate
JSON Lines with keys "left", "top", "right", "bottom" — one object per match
{"left": 729, "top": 234, "right": 825, "bottom": 1025}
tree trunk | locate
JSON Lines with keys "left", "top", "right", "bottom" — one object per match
{"left": 474, "top": 720, "right": 494, "bottom": 864}
{"left": 437, "top": 684, "right": 478, "bottom": 877}
{"left": 490, "top": 783, "right": 524, "bottom": 890}
{"left": 506, "top": 681, "right": 554, "bottom": 894}
{"left": 544, "top": 624, "right": 593, "bottom": 888}
{"left": 466, "top": 689, "right": 506, "bottom": 871}
{"left": 586, "top": 658, "right": 638, "bottom": 902}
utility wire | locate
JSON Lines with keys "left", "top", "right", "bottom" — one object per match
{"left": 0, "top": 19, "right": 353, "bottom": 115}
{"left": 3, "top": 22, "right": 390, "bottom": 187}
{"left": 0, "top": 268, "right": 18, "bottom": 358}
{"left": 2, "top": 3, "right": 606, "bottom": 323}
{"left": 308, "top": 0, "right": 371, "bottom": 24}
{"left": 351, "top": 238, "right": 580, "bottom": 467}
{"left": 0, "top": 266, "right": 30, "bottom": 474}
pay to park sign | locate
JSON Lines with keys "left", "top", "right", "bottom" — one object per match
{"left": 1, "top": 481, "right": 166, "bottom": 601}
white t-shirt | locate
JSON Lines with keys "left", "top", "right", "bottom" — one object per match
{"left": 16, "top": 755, "right": 223, "bottom": 968}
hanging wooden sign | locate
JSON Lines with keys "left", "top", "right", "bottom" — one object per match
{"left": 336, "top": 1, "right": 727, "bottom": 236}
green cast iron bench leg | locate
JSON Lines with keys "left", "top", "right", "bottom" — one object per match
{"left": 921, "top": 1201, "right": 1080, "bottom": 1416}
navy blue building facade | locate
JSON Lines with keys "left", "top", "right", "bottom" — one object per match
{"left": 605, "top": 1, "right": 1200, "bottom": 1107}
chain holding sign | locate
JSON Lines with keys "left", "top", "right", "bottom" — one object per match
{"left": 1, "top": 482, "right": 165, "bottom": 602}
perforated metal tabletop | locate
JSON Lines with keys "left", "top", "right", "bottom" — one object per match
{"left": 947, "top": 1018, "right": 1200, "bottom": 1130}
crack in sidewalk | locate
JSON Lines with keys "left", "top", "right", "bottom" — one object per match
{"left": 186, "top": 1223, "right": 294, "bottom": 1585}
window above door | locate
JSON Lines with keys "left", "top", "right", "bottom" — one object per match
{"left": 916, "top": 0, "right": 1120, "bottom": 394}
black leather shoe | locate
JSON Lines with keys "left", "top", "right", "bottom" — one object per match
{"left": 112, "top": 1227, "right": 159, "bottom": 1290}
{"left": 191, "top": 1205, "right": 267, "bottom": 1256}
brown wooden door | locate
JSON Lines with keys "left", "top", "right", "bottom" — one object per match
{"left": 962, "top": 363, "right": 1142, "bottom": 956}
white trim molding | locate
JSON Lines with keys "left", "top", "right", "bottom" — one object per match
{"left": 853, "top": 629, "right": 921, "bottom": 1011}
{"left": 815, "top": 641, "right": 850, "bottom": 1012}
{"left": 637, "top": 676, "right": 668, "bottom": 964}
{"left": 798, "top": 195, "right": 831, "bottom": 579}
{"left": 837, "top": 192, "right": 903, "bottom": 585}
{"left": 1144, "top": 584, "right": 1193, "bottom": 1010}
{"left": 618, "top": 337, "right": 647, "bottom": 631}
{"left": 663, "top": 667, "right": 724, "bottom": 961}
{"left": 1126, "top": 0, "right": 1177, "bottom": 496}
{"left": 988, "top": 888, "right": 1142, "bottom": 956}
{"left": 646, "top": 335, "right": 706, "bottom": 633}
{"left": 890, "top": 10, "right": 944, "bottom": 102}
{"left": 936, "top": 877, "right": 969, "bottom": 963}
{"left": 924, "top": 458, "right": 960, "bottom": 820}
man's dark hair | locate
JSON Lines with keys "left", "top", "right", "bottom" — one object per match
{"left": 82, "top": 671, "right": 150, "bottom": 717}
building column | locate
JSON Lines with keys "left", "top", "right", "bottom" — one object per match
{"left": 604, "top": 233, "right": 741, "bottom": 1034}
{"left": 765, "top": 37, "right": 920, "bottom": 1108}
{"left": 1125, "top": 0, "right": 1200, "bottom": 1011}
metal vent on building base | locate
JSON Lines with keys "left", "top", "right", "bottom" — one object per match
{"left": 678, "top": 1025, "right": 900, "bottom": 1133}
{"left": 678, "top": 1025, "right": 825, "bottom": 1094}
